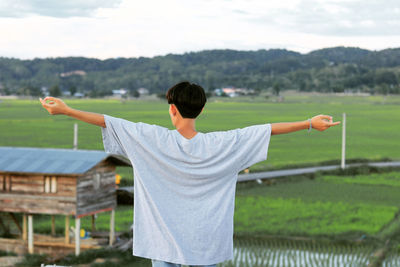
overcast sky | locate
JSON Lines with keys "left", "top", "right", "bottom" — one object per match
{"left": 1, "top": 0, "right": 400, "bottom": 59}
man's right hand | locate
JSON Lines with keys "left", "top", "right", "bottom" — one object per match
{"left": 39, "top": 96, "right": 106, "bottom": 127}
{"left": 39, "top": 97, "right": 70, "bottom": 115}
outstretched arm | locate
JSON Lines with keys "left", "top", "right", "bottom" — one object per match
{"left": 39, "top": 97, "right": 106, "bottom": 128}
{"left": 271, "top": 115, "right": 340, "bottom": 135}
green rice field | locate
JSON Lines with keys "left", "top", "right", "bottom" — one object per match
{"left": 1, "top": 93, "right": 399, "bottom": 171}
{"left": 1, "top": 94, "right": 400, "bottom": 265}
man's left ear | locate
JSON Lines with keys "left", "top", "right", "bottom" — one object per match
{"left": 170, "top": 104, "right": 177, "bottom": 115}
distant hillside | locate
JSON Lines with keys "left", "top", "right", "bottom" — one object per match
{"left": 0, "top": 46, "right": 399, "bottom": 96}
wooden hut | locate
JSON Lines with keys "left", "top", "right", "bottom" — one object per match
{"left": 0, "top": 146, "right": 131, "bottom": 256}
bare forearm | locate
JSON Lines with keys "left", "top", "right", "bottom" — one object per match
{"left": 65, "top": 107, "right": 106, "bottom": 128}
{"left": 270, "top": 115, "right": 340, "bottom": 135}
{"left": 271, "top": 120, "right": 309, "bottom": 135}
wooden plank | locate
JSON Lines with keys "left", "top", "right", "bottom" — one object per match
{"left": 5, "top": 175, "right": 11, "bottom": 191}
{"left": 51, "top": 176, "right": 57, "bottom": 193}
{"left": 91, "top": 215, "right": 96, "bottom": 232}
{"left": 11, "top": 183, "right": 44, "bottom": 193}
{"left": 109, "top": 209, "right": 115, "bottom": 246}
{"left": 57, "top": 177, "right": 77, "bottom": 186}
{"left": 28, "top": 215, "right": 33, "bottom": 254}
{"left": 0, "top": 175, "right": 4, "bottom": 190}
{"left": 0, "top": 171, "right": 78, "bottom": 177}
{"left": 11, "top": 176, "right": 44, "bottom": 184}
{"left": 44, "top": 176, "right": 50, "bottom": 193}
{"left": 22, "top": 214, "right": 27, "bottom": 241}
{"left": 0, "top": 193, "right": 75, "bottom": 202}
{"left": 65, "top": 215, "right": 70, "bottom": 244}
{"left": 76, "top": 207, "right": 114, "bottom": 219}
{"left": 0, "top": 195, "right": 76, "bottom": 215}
{"left": 77, "top": 199, "right": 116, "bottom": 215}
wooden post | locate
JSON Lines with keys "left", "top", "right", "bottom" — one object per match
{"left": 109, "top": 209, "right": 115, "bottom": 246}
{"left": 73, "top": 123, "right": 78, "bottom": 150}
{"left": 341, "top": 113, "right": 346, "bottom": 170}
{"left": 51, "top": 215, "right": 56, "bottom": 236}
{"left": 91, "top": 215, "right": 96, "bottom": 233}
{"left": 22, "top": 214, "right": 27, "bottom": 241}
{"left": 65, "top": 215, "right": 70, "bottom": 244}
{"left": 75, "top": 217, "right": 80, "bottom": 256}
{"left": 28, "top": 215, "right": 33, "bottom": 254}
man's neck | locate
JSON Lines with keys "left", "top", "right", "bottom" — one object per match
{"left": 175, "top": 119, "right": 197, "bottom": 139}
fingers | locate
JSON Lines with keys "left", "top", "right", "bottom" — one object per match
{"left": 319, "top": 115, "right": 333, "bottom": 122}
{"left": 44, "top": 96, "right": 57, "bottom": 102}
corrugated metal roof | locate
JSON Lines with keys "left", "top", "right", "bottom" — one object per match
{"left": 0, "top": 147, "right": 131, "bottom": 175}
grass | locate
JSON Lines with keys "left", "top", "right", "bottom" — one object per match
{"left": 234, "top": 196, "right": 397, "bottom": 237}
{"left": 1, "top": 94, "right": 400, "bottom": 263}
{"left": 234, "top": 171, "right": 400, "bottom": 240}
{"left": 32, "top": 205, "right": 133, "bottom": 235}
{"left": 14, "top": 248, "right": 151, "bottom": 267}
{"left": 322, "top": 171, "right": 400, "bottom": 187}
{"left": 1, "top": 94, "right": 400, "bottom": 173}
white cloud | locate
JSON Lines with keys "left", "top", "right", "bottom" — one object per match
{"left": 0, "top": 0, "right": 399, "bottom": 59}
{"left": 0, "top": 0, "right": 122, "bottom": 18}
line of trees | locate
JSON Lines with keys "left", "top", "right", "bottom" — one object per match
{"left": 0, "top": 46, "right": 399, "bottom": 97}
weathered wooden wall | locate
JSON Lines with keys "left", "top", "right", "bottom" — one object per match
{"left": 76, "top": 160, "right": 117, "bottom": 217}
{"left": 0, "top": 173, "right": 77, "bottom": 215}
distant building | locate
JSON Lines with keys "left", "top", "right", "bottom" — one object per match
{"left": 73, "top": 92, "right": 85, "bottom": 98}
{"left": 137, "top": 88, "right": 149, "bottom": 96}
{"left": 112, "top": 89, "right": 127, "bottom": 98}
{"left": 214, "top": 87, "right": 254, "bottom": 97}
{"left": 60, "top": 70, "right": 87, "bottom": 78}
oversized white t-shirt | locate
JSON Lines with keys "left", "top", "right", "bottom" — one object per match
{"left": 101, "top": 115, "right": 272, "bottom": 265}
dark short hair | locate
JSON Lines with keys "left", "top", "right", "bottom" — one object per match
{"left": 166, "top": 81, "right": 206, "bottom": 118}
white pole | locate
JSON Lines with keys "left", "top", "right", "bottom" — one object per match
{"left": 73, "top": 123, "right": 78, "bottom": 150}
{"left": 75, "top": 217, "right": 80, "bottom": 256}
{"left": 341, "top": 113, "right": 346, "bottom": 170}
{"left": 28, "top": 215, "right": 33, "bottom": 254}
{"left": 109, "top": 209, "right": 115, "bottom": 246}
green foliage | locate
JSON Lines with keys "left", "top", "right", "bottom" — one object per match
{"left": 322, "top": 171, "right": 400, "bottom": 187}
{"left": 48, "top": 85, "right": 61, "bottom": 97}
{"left": 234, "top": 196, "right": 397, "bottom": 237}
{"left": 15, "top": 253, "right": 47, "bottom": 267}
{"left": 33, "top": 206, "right": 133, "bottom": 235}
{"left": 1, "top": 47, "right": 400, "bottom": 95}
{"left": 0, "top": 250, "right": 17, "bottom": 257}
{"left": 55, "top": 248, "right": 150, "bottom": 266}
{"left": 235, "top": 170, "right": 400, "bottom": 239}
{"left": 1, "top": 95, "right": 400, "bottom": 171}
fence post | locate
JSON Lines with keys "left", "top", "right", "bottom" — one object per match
{"left": 341, "top": 113, "right": 346, "bottom": 170}
{"left": 73, "top": 123, "right": 78, "bottom": 150}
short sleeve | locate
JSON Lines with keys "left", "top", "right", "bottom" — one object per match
{"left": 235, "top": 124, "right": 272, "bottom": 172}
{"left": 101, "top": 114, "right": 138, "bottom": 158}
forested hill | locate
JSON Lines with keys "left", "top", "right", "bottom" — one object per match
{"left": 1, "top": 46, "right": 400, "bottom": 96}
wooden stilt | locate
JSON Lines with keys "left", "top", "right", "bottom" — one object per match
{"left": 22, "top": 214, "right": 27, "bottom": 241}
{"left": 28, "top": 215, "right": 33, "bottom": 254}
{"left": 65, "top": 215, "right": 70, "bottom": 244}
{"left": 75, "top": 217, "right": 80, "bottom": 256}
{"left": 51, "top": 215, "right": 56, "bottom": 236}
{"left": 109, "top": 209, "right": 115, "bottom": 246}
{"left": 91, "top": 214, "right": 96, "bottom": 233}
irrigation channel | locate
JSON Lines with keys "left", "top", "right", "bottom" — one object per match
{"left": 218, "top": 238, "right": 400, "bottom": 267}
